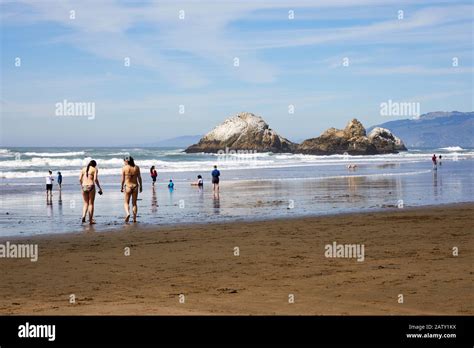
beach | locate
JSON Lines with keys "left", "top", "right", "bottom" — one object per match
{"left": 0, "top": 203, "right": 472, "bottom": 315}
{"left": 1, "top": 147, "right": 473, "bottom": 237}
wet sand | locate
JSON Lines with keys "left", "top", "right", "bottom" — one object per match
{"left": 0, "top": 203, "right": 472, "bottom": 315}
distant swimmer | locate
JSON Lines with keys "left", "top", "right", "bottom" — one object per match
{"left": 150, "top": 166, "right": 158, "bottom": 186}
{"left": 121, "top": 156, "right": 142, "bottom": 223}
{"left": 211, "top": 165, "right": 220, "bottom": 193}
{"left": 191, "top": 175, "right": 203, "bottom": 187}
{"left": 79, "top": 160, "right": 103, "bottom": 224}
{"left": 347, "top": 164, "right": 358, "bottom": 170}
{"left": 45, "top": 170, "right": 54, "bottom": 200}
{"left": 57, "top": 171, "right": 63, "bottom": 190}
{"left": 432, "top": 154, "right": 437, "bottom": 170}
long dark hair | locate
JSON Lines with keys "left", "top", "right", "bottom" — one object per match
{"left": 150, "top": 165, "right": 155, "bottom": 174}
{"left": 86, "top": 160, "right": 97, "bottom": 178}
{"left": 125, "top": 156, "right": 135, "bottom": 167}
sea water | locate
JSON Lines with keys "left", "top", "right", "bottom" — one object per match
{"left": 0, "top": 147, "right": 472, "bottom": 237}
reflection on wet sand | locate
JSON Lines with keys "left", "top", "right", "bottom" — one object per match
{"left": 213, "top": 191, "right": 220, "bottom": 214}
{"left": 5, "top": 160, "right": 472, "bottom": 237}
{"left": 57, "top": 190, "right": 63, "bottom": 217}
{"left": 46, "top": 197, "right": 53, "bottom": 217}
{"left": 432, "top": 169, "right": 442, "bottom": 197}
{"left": 151, "top": 187, "right": 158, "bottom": 213}
{"left": 313, "top": 175, "right": 401, "bottom": 205}
{"left": 376, "top": 163, "right": 400, "bottom": 169}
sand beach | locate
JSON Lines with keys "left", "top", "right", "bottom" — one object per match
{"left": 0, "top": 203, "right": 472, "bottom": 315}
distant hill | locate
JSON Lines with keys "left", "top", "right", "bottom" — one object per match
{"left": 156, "top": 135, "right": 203, "bottom": 147}
{"left": 368, "top": 111, "right": 473, "bottom": 148}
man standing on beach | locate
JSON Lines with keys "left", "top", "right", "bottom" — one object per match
{"left": 211, "top": 165, "right": 220, "bottom": 193}
{"left": 46, "top": 170, "right": 54, "bottom": 199}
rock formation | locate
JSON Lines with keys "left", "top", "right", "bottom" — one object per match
{"left": 297, "top": 119, "right": 406, "bottom": 155}
{"left": 367, "top": 127, "right": 407, "bottom": 153}
{"left": 185, "top": 112, "right": 296, "bottom": 153}
{"left": 185, "top": 114, "right": 406, "bottom": 155}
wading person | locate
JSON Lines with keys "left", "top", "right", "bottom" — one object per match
{"left": 211, "top": 165, "right": 220, "bottom": 193}
{"left": 79, "top": 160, "right": 103, "bottom": 224}
{"left": 432, "top": 154, "right": 437, "bottom": 170}
{"left": 57, "top": 171, "right": 63, "bottom": 190}
{"left": 121, "top": 156, "right": 142, "bottom": 223}
{"left": 150, "top": 166, "right": 157, "bottom": 186}
{"left": 45, "top": 170, "right": 54, "bottom": 200}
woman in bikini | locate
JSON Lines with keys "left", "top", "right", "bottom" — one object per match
{"left": 121, "top": 156, "right": 143, "bottom": 223}
{"left": 79, "top": 160, "right": 103, "bottom": 224}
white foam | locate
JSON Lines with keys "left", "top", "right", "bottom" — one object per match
{"left": 23, "top": 151, "right": 85, "bottom": 157}
{"left": 1, "top": 150, "right": 474, "bottom": 179}
{"left": 439, "top": 146, "right": 464, "bottom": 152}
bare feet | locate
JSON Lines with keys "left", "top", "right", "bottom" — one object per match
{"left": 125, "top": 214, "right": 130, "bottom": 223}
{"left": 89, "top": 219, "right": 96, "bottom": 225}
{"left": 133, "top": 216, "right": 137, "bottom": 223}
{"left": 81, "top": 217, "right": 86, "bottom": 223}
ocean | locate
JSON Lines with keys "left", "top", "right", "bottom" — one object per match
{"left": 0, "top": 147, "right": 473, "bottom": 237}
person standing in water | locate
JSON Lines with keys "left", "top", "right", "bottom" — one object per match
{"left": 45, "top": 170, "right": 54, "bottom": 200}
{"left": 57, "top": 171, "right": 63, "bottom": 190}
{"left": 121, "top": 156, "right": 142, "bottom": 223}
{"left": 79, "top": 160, "right": 103, "bottom": 224}
{"left": 211, "top": 165, "right": 220, "bottom": 193}
{"left": 432, "top": 154, "right": 437, "bottom": 170}
{"left": 168, "top": 179, "right": 174, "bottom": 191}
{"left": 150, "top": 166, "right": 158, "bottom": 186}
{"left": 439, "top": 155, "right": 442, "bottom": 166}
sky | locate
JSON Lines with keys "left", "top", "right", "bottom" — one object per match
{"left": 0, "top": 0, "right": 473, "bottom": 146}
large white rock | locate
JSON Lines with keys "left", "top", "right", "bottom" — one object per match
{"left": 185, "top": 112, "right": 295, "bottom": 153}
{"left": 368, "top": 127, "right": 407, "bottom": 152}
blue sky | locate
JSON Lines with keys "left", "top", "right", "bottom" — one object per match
{"left": 1, "top": 0, "right": 473, "bottom": 146}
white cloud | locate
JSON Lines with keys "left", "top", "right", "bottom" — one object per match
{"left": 3, "top": 0, "right": 471, "bottom": 88}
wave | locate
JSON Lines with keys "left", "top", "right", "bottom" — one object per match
{"left": 438, "top": 146, "right": 464, "bottom": 152}
{"left": 107, "top": 152, "right": 131, "bottom": 156}
{"left": 0, "top": 149, "right": 15, "bottom": 158}
{"left": 0, "top": 168, "right": 122, "bottom": 179}
{"left": 23, "top": 151, "right": 86, "bottom": 157}
{"left": 1, "top": 152, "right": 473, "bottom": 169}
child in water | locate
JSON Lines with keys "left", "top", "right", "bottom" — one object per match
{"left": 168, "top": 179, "right": 174, "bottom": 191}
{"left": 191, "top": 175, "right": 203, "bottom": 187}
{"left": 57, "top": 171, "right": 63, "bottom": 190}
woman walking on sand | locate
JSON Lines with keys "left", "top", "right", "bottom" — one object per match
{"left": 79, "top": 160, "right": 103, "bottom": 224}
{"left": 121, "top": 156, "right": 142, "bottom": 223}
